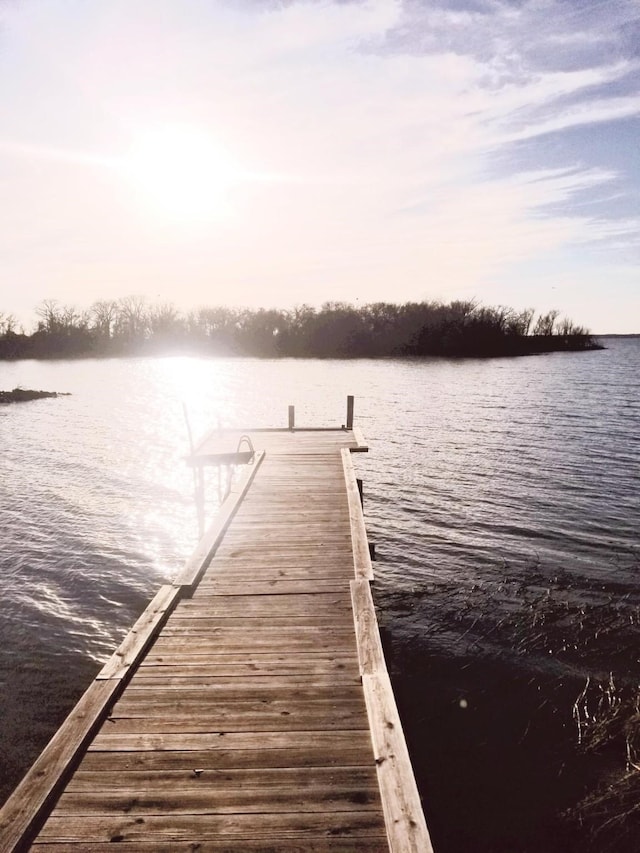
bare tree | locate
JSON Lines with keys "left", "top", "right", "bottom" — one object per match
{"left": 506, "top": 308, "right": 535, "bottom": 336}
{"left": 533, "top": 309, "right": 559, "bottom": 336}
{"left": 114, "top": 295, "right": 149, "bottom": 341}
{"left": 148, "top": 302, "right": 182, "bottom": 338}
{"left": 0, "top": 313, "right": 17, "bottom": 335}
{"left": 35, "top": 299, "right": 63, "bottom": 332}
{"left": 91, "top": 300, "right": 118, "bottom": 339}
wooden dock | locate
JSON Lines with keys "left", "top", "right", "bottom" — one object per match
{"left": 0, "top": 400, "right": 432, "bottom": 852}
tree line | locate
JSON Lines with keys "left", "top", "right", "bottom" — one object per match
{"left": 0, "top": 298, "right": 598, "bottom": 359}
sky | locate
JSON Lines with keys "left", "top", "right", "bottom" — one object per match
{"left": 0, "top": 0, "right": 638, "bottom": 333}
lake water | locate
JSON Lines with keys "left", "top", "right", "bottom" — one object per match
{"left": 1, "top": 339, "right": 638, "bottom": 851}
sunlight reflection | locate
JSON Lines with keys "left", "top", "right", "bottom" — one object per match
{"left": 29, "top": 581, "right": 74, "bottom": 621}
{"left": 151, "top": 355, "right": 232, "bottom": 435}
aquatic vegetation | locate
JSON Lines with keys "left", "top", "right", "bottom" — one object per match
{"left": 377, "top": 557, "right": 640, "bottom": 853}
{"left": 565, "top": 677, "right": 640, "bottom": 851}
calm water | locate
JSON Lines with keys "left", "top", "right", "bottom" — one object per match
{"left": 1, "top": 340, "right": 638, "bottom": 851}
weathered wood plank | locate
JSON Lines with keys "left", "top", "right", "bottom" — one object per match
{"left": 243, "top": 495, "right": 346, "bottom": 501}
{"left": 195, "top": 582, "right": 351, "bottom": 595}
{"left": 232, "top": 508, "right": 348, "bottom": 518}
{"left": 97, "top": 708, "right": 369, "bottom": 734}
{"left": 198, "top": 563, "right": 352, "bottom": 573}
{"left": 66, "top": 766, "right": 378, "bottom": 793}
{"left": 37, "top": 810, "right": 387, "bottom": 842}
{"left": 79, "top": 745, "right": 374, "bottom": 773}
{"left": 363, "top": 672, "right": 433, "bottom": 853}
{"left": 218, "top": 537, "right": 352, "bottom": 548}
{"left": 212, "top": 548, "right": 354, "bottom": 561}
{"left": 224, "top": 528, "right": 352, "bottom": 539}
{"left": 240, "top": 492, "right": 347, "bottom": 501}
{"left": 190, "top": 559, "right": 353, "bottom": 573}
{"left": 128, "top": 675, "right": 359, "bottom": 690}
{"left": 88, "top": 729, "right": 372, "bottom": 754}
{"left": 118, "top": 682, "right": 363, "bottom": 699}
{"left": 180, "top": 596, "right": 353, "bottom": 617}
{"left": 148, "top": 640, "right": 356, "bottom": 656}
{"left": 228, "top": 525, "right": 348, "bottom": 534}
{"left": 155, "top": 619, "right": 355, "bottom": 632}
{"left": 149, "top": 634, "right": 356, "bottom": 650}
{"left": 160, "top": 615, "right": 355, "bottom": 628}
{"left": 150, "top": 621, "right": 356, "bottom": 636}
{"left": 112, "top": 687, "right": 364, "bottom": 706}
{"left": 126, "top": 675, "right": 360, "bottom": 692}
{"left": 341, "top": 448, "right": 374, "bottom": 581}
{"left": 53, "top": 781, "right": 381, "bottom": 814}
{"left": 32, "top": 839, "right": 389, "bottom": 852}
{"left": 350, "top": 579, "right": 386, "bottom": 676}
{"left": 134, "top": 657, "right": 357, "bottom": 678}
{"left": 222, "top": 527, "right": 351, "bottom": 538}
{"left": 156, "top": 625, "right": 356, "bottom": 639}
{"left": 148, "top": 621, "right": 355, "bottom": 636}
{"left": 111, "top": 696, "right": 364, "bottom": 714}
{"left": 141, "top": 651, "right": 356, "bottom": 666}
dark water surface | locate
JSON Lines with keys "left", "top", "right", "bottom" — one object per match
{"left": 1, "top": 340, "right": 638, "bottom": 850}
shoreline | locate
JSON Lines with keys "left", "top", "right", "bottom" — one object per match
{"left": 0, "top": 338, "right": 605, "bottom": 362}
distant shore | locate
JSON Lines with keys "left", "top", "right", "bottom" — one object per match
{"left": 0, "top": 298, "right": 602, "bottom": 360}
{"left": 0, "top": 337, "right": 604, "bottom": 361}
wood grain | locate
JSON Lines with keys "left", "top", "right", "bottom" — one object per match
{"left": 341, "top": 448, "right": 374, "bottom": 581}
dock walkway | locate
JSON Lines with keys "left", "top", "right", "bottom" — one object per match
{"left": 0, "top": 408, "right": 431, "bottom": 851}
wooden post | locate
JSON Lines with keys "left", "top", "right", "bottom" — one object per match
{"left": 288, "top": 405, "right": 295, "bottom": 430}
{"left": 357, "top": 477, "right": 364, "bottom": 507}
{"left": 346, "top": 395, "right": 354, "bottom": 430}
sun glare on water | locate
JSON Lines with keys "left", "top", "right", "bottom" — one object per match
{"left": 123, "top": 126, "right": 241, "bottom": 223}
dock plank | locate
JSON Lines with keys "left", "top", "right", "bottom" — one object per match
{"left": 52, "top": 783, "right": 382, "bottom": 815}
{"left": 37, "top": 811, "right": 388, "bottom": 843}
{"left": 95, "top": 709, "right": 369, "bottom": 734}
{"left": 65, "top": 765, "right": 378, "bottom": 792}
{"left": 32, "top": 841, "right": 389, "bottom": 852}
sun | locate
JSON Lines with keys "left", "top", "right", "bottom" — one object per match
{"left": 123, "top": 126, "right": 241, "bottom": 223}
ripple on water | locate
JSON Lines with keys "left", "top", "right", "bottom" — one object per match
{"left": 0, "top": 343, "right": 639, "bottom": 848}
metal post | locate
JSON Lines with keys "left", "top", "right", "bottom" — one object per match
{"left": 288, "top": 405, "right": 295, "bottom": 430}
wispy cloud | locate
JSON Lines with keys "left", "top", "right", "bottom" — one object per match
{"left": 0, "top": 0, "right": 637, "bottom": 330}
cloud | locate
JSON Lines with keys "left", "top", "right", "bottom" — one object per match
{"left": 0, "top": 0, "right": 637, "bottom": 330}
